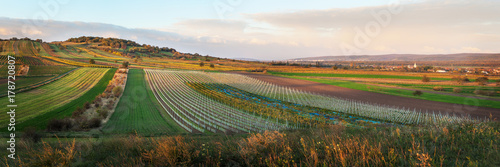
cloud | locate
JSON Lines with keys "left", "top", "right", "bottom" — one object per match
{"left": 0, "top": 28, "right": 16, "bottom": 36}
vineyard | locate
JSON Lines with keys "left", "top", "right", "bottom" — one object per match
{"left": 0, "top": 68, "right": 111, "bottom": 128}
{"left": 144, "top": 69, "right": 483, "bottom": 134}
{"left": 146, "top": 69, "right": 290, "bottom": 133}
{"left": 39, "top": 42, "right": 114, "bottom": 68}
{"left": 102, "top": 69, "right": 185, "bottom": 134}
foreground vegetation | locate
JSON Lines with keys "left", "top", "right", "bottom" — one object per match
{"left": 2, "top": 122, "right": 498, "bottom": 166}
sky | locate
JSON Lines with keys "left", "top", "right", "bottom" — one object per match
{"left": 0, "top": 0, "right": 499, "bottom": 60}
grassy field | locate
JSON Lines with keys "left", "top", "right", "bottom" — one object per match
{"left": 102, "top": 69, "right": 185, "bottom": 135}
{"left": 285, "top": 76, "right": 500, "bottom": 109}
{"left": 387, "top": 83, "right": 500, "bottom": 97}
{"left": 0, "top": 68, "right": 115, "bottom": 131}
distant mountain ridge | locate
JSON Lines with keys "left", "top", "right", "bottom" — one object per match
{"left": 290, "top": 53, "right": 500, "bottom": 61}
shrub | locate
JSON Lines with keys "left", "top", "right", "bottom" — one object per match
{"left": 433, "top": 86, "right": 444, "bottom": 91}
{"left": 199, "top": 62, "right": 204, "bottom": 67}
{"left": 333, "top": 66, "right": 338, "bottom": 70}
{"left": 99, "top": 110, "right": 109, "bottom": 119}
{"left": 453, "top": 88, "right": 462, "bottom": 93}
{"left": 84, "top": 102, "right": 91, "bottom": 109}
{"left": 112, "top": 86, "right": 123, "bottom": 97}
{"left": 72, "top": 107, "right": 85, "bottom": 118}
{"left": 452, "top": 76, "right": 469, "bottom": 84}
{"left": 209, "top": 63, "right": 215, "bottom": 68}
{"left": 412, "top": 90, "right": 423, "bottom": 96}
{"left": 47, "top": 118, "right": 73, "bottom": 131}
{"left": 122, "top": 61, "right": 129, "bottom": 68}
{"left": 89, "top": 59, "right": 95, "bottom": 64}
{"left": 474, "top": 90, "right": 496, "bottom": 96}
{"left": 85, "top": 118, "right": 102, "bottom": 129}
{"left": 21, "top": 127, "right": 42, "bottom": 143}
{"left": 421, "top": 75, "right": 431, "bottom": 82}
{"left": 475, "top": 77, "right": 489, "bottom": 86}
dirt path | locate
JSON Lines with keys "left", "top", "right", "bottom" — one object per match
{"left": 229, "top": 72, "right": 500, "bottom": 120}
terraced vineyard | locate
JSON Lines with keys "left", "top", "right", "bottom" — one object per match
{"left": 0, "top": 68, "right": 111, "bottom": 128}
{"left": 144, "top": 70, "right": 482, "bottom": 133}
{"left": 103, "top": 69, "right": 186, "bottom": 134}
{"left": 39, "top": 42, "right": 113, "bottom": 68}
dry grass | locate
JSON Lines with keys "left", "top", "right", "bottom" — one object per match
{"left": 2, "top": 122, "right": 499, "bottom": 166}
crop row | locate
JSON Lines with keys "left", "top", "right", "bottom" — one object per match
{"left": 39, "top": 43, "right": 113, "bottom": 68}
{"left": 145, "top": 69, "right": 290, "bottom": 133}
{"left": 203, "top": 72, "right": 484, "bottom": 126}
{"left": 0, "top": 68, "right": 111, "bottom": 127}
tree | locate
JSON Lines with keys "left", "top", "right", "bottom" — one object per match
{"left": 89, "top": 59, "right": 95, "bottom": 64}
{"left": 476, "top": 77, "right": 489, "bottom": 86}
{"left": 452, "top": 76, "right": 469, "bottom": 85}
{"left": 412, "top": 90, "right": 423, "bottom": 96}
{"left": 210, "top": 63, "right": 215, "bottom": 68}
{"left": 421, "top": 75, "right": 431, "bottom": 82}
{"left": 332, "top": 66, "right": 338, "bottom": 70}
{"left": 199, "top": 62, "right": 205, "bottom": 67}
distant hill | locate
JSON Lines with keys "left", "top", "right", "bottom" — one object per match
{"left": 290, "top": 53, "right": 500, "bottom": 61}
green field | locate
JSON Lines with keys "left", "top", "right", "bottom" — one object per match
{"left": 386, "top": 83, "right": 500, "bottom": 97}
{"left": 285, "top": 76, "right": 500, "bottom": 109}
{"left": 0, "top": 68, "right": 114, "bottom": 130}
{"left": 0, "top": 76, "right": 53, "bottom": 90}
{"left": 102, "top": 69, "right": 185, "bottom": 135}
{"left": 269, "top": 71, "right": 451, "bottom": 80}
{"left": 9, "top": 68, "right": 117, "bottom": 131}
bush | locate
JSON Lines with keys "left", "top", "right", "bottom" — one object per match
{"left": 453, "top": 88, "right": 462, "bottom": 93}
{"left": 72, "top": 107, "right": 85, "bottom": 118}
{"left": 99, "top": 110, "right": 109, "bottom": 119}
{"left": 333, "top": 66, "right": 338, "bottom": 70}
{"left": 122, "top": 61, "right": 129, "bottom": 68}
{"left": 22, "top": 127, "right": 42, "bottom": 143}
{"left": 89, "top": 59, "right": 95, "bottom": 64}
{"left": 199, "top": 62, "right": 204, "bottom": 67}
{"left": 84, "top": 102, "right": 91, "bottom": 109}
{"left": 412, "top": 90, "right": 423, "bottom": 96}
{"left": 451, "top": 76, "right": 469, "bottom": 84}
{"left": 86, "top": 118, "right": 102, "bottom": 129}
{"left": 475, "top": 77, "right": 489, "bottom": 86}
{"left": 47, "top": 118, "right": 73, "bottom": 131}
{"left": 433, "top": 86, "right": 444, "bottom": 91}
{"left": 209, "top": 63, "right": 215, "bottom": 68}
{"left": 421, "top": 75, "right": 431, "bottom": 82}
{"left": 112, "top": 86, "right": 123, "bottom": 97}
{"left": 474, "top": 90, "right": 496, "bottom": 96}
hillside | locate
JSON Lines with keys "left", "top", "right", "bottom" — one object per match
{"left": 0, "top": 37, "right": 266, "bottom": 71}
{"left": 291, "top": 53, "right": 500, "bottom": 61}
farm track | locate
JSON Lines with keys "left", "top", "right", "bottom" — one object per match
{"left": 230, "top": 72, "right": 500, "bottom": 119}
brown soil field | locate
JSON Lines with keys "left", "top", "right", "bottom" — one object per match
{"left": 230, "top": 72, "right": 500, "bottom": 120}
